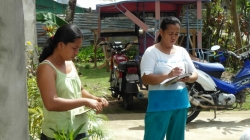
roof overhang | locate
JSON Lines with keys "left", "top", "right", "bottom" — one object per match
{"left": 96, "top": 0, "right": 211, "bottom": 13}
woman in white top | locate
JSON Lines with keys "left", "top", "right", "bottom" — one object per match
{"left": 140, "top": 16, "right": 198, "bottom": 140}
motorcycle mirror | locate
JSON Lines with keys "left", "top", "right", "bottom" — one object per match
{"left": 211, "top": 45, "right": 220, "bottom": 51}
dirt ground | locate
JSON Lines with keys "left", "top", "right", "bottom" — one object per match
{"left": 103, "top": 89, "right": 149, "bottom": 114}
{"left": 105, "top": 111, "right": 250, "bottom": 140}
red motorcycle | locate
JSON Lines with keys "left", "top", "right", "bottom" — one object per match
{"left": 101, "top": 41, "right": 144, "bottom": 110}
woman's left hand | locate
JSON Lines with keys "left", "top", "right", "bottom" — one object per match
{"left": 179, "top": 76, "right": 190, "bottom": 83}
{"left": 97, "top": 98, "right": 109, "bottom": 107}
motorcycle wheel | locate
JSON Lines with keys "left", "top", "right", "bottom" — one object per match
{"left": 187, "top": 104, "right": 201, "bottom": 123}
{"left": 186, "top": 82, "right": 203, "bottom": 123}
{"left": 123, "top": 94, "right": 133, "bottom": 110}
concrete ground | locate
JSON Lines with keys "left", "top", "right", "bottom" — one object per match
{"left": 105, "top": 111, "right": 250, "bottom": 140}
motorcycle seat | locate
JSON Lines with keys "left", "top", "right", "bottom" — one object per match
{"left": 193, "top": 61, "right": 225, "bottom": 72}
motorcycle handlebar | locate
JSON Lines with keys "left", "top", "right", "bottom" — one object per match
{"left": 227, "top": 51, "right": 242, "bottom": 59}
{"left": 99, "top": 41, "right": 140, "bottom": 50}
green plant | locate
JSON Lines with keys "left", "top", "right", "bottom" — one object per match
{"left": 28, "top": 105, "right": 44, "bottom": 139}
{"left": 76, "top": 46, "right": 94, "bottom": 63}
{"left": 26, "top": 42, "right": 44, "bottom": 139}
{"left": 50, "top": 123, "right": 89, "bottom": 140}
{"left": 126, "top": 45, "right": 139, "bottom": 60}
{"left": 36, "top": 11, "right": 68, "bottom": 27}
{"left": 96, "top": 47, "right": 105, "bottom": 61}
{"left": 87, "top": 110, "right": 112, "bottom": 140}
{"left": 84, "top": 63, "right": 91, "bottom": 69}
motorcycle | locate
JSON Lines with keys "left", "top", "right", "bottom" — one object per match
{"left": 187, "top": 45, "right": 250, "bottom": 123}
{"left": 100, "top": 41, "right": 144, "bottom": 110}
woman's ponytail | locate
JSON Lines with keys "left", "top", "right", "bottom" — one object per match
{"left": 38, "top": 37, "right": 55, "bottom": 63}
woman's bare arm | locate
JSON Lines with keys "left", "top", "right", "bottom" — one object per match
{"left": 36, "top": 64, "right": 102, "bottom": 112}
{"left": 142, "top": 73, "right": 169, "bottom": 85}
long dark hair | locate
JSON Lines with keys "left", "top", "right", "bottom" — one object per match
{"left": 39, "top": 24, "right": 83, "bottom": 63}
{"left": 156, "top": 16, "right": 181, "bottom": 43}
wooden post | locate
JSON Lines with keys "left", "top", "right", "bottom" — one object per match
{"left": 178, "top": 28, "right": 197, "bottom": 56}
{"left": 92, "top": 29, "right": 99, "bottom": 68}
{"left": 197, "top": 0, "right": 202, "bottom": 49}
{"left": 105, "top": 37, "right": 110, "bottom": 72}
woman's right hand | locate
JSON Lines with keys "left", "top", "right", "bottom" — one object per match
{"left": 86, "top": 99, "right": 103, "bottom": 113}
{"left": 168, "top": 67, "right": 183, "bottom": 78}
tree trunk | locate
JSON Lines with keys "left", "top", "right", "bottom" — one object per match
{"left": 226, "top": 0, "right": 243, "bottom": 50}
{"left": 231, "top": 0, "right": 243, "bottom": 50}
{"left": 65, "top": 0, "right": 77, "bottom": 24}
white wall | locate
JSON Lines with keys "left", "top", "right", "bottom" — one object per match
{"left": 0, "top": 0, "right": 29, "bottom": 139}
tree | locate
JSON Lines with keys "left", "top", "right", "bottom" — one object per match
{"left": 225, "top": 0, "right": 243, "bottom": 50}
{"left": 65, "top": 0, "right": 77, "bottom": 24}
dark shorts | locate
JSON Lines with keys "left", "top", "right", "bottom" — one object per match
{"left": 41, "top": 132, "right": 87, "bottom": 140}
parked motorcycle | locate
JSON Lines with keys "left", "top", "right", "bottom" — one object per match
{"left": 187, "top": 45, "right": 250, "bottom": 123}
{"left": 100, "top": 41, "right": 144, "bottom": 110}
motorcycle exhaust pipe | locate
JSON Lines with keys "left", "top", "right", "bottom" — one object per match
{"left": 134, "top": 92, "right": 144, "bottom": 99}
{"left": 189, "top": 95, "right": 200, "bottom": 106}
{"left": 189, "top": 95, "right": 225, "bottom": 109}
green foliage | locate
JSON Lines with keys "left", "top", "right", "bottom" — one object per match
{"left": 28, "top": 106, "right": 44, "bottom": 139}
{"left": 50, "top": 123, "right": 89, "bottom": 140}
{"left": 76, "top": 46, "right": 94, "bottom": 63}
{"left": 76, "top": 46, "right": 104, "bottom": 63}
{"left": 26, "top": 42, "right": 44, "bottom": 139}
{"left": 36, "top": 12, "right": 67, "bottom": 37}
{"left": 202, "top": 0, "right": 250, "bottom": 70}
{"left": 126, "top": 45, "right": 139, "bottom": 60}
{"left": 87, "top": 110, "right": 112, "bottom": 140}
{"left": 203, "top": 1, "right": 225, "bottom": 48}
{"left": 49, "top": 110, "right": 112, "bottom": 140}
{"left": 36, "top": 12, "right": 68, "bottom": 27}
{"left": 96, "top": 46, "right": 105, "bottom": 61}
{"left": 84, "top": 63, "right": 91, "bottom": 69}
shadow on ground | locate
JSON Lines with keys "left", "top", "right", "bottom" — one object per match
{"left": 187, "top": 118, "right": 250, "bottom": 132}
{"left": 103, "top": 96, "right": 148, "bottom": 114}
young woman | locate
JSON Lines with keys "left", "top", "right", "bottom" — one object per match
{"left": 140, "top": 16, "right": 198, "bottom": 140}
{"left": 36, "top": 24, "right": 109, "bottom": 140}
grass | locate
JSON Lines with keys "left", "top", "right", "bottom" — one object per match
{"left": 75, "top": 62, "right": 110, "bottom": 98}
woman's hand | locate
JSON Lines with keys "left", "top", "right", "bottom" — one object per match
{"left": 86, "top": 98, "right": 103, "bottom": 113}
{"left": 97, "top": 98, "right": 109, "bottom": 107}
{"left": 168, "top": 67, "right": 183, "bottom": 78}
{"left": 179, "top": 76, "right": 190, "bottom": 83}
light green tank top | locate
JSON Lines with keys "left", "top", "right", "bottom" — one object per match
{"left": 40, "top": 60, "right": 88, "bottom": 138}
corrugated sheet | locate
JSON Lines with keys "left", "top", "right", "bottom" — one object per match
{"left": 37, "top": 22, "right": 50, "bottom": 47}
{"left": 180, "top": 9, "right": 203, "bottom": 29}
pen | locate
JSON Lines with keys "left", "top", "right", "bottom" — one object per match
{"left": 167, "top": 65, "right": 172, "bottom": 68}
